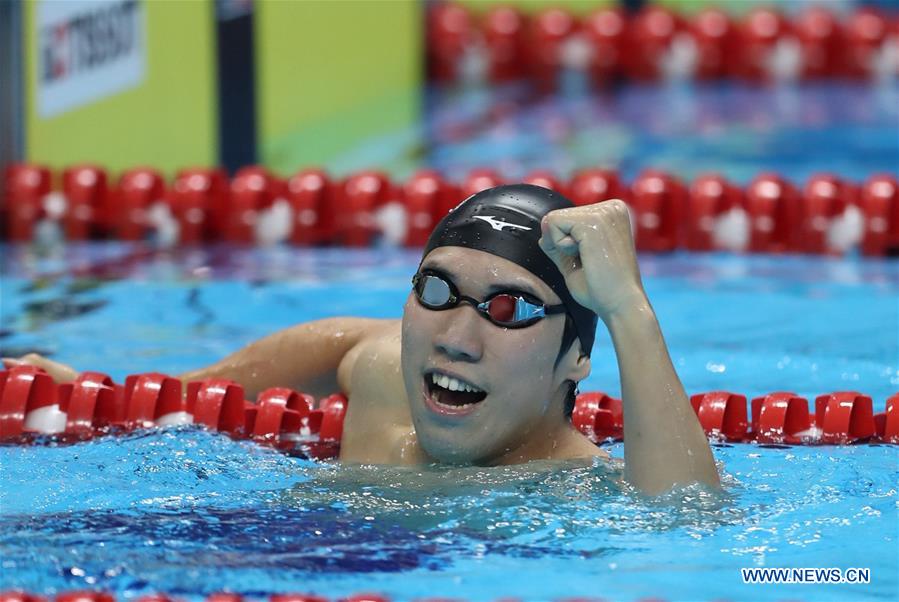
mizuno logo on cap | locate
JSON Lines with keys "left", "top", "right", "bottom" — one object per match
{"left": 473, "top": 215, "right": 532, "bottom": 232}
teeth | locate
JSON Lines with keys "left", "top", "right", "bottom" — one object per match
{"left": 431, "top": 372, "right": 483, "bottom": 393}
{"left": 436, "top": 400, "right": 475, "bottom": 409}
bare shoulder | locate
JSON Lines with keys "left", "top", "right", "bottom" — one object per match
{"left": 337, "top": 320, "right": 419, "bottom": 463}
{"left": 567, "top": 435, "right": 611, "bottom": 461}
{"left": 545, "top": 427, "right": 610, "bottom": 462}
{"left": 336, "top": 319, "right": 402, "bottom": 397}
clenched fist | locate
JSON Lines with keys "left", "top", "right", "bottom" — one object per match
{"left": 538, "top": 199, "right": 647, "bottom": 321}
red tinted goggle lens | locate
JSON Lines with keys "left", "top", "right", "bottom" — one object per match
{"left": 484, "top": 294, "right": 517, "bottom": 323}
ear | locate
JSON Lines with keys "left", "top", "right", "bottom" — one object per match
{"left": 571, "top": 352, "right": 591, "bottom": 382}
{"left": 559, "top": 342, "right": 591, "bottom": 383}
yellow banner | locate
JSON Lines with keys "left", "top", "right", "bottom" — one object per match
{"left": 25, "top": 0, "right": 217, "bottom": 177}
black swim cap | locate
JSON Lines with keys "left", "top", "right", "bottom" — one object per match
{"left": 420, "top": 183, "right": 598, "bottom": 357}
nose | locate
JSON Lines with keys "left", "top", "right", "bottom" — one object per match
{"left": 433, "top": 303, "right": 484, "bottom": 362}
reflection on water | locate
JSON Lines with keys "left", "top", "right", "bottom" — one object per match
{"left": 425, "top": 82, "right": 899, "bottom": 183}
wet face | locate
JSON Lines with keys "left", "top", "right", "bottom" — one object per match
{"left": 401, "top": 246, "right": 586, "bottom": 464}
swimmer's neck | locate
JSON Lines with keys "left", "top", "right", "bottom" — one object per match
{"left": 483, "top": 416, "right": 602, "bottom": 466}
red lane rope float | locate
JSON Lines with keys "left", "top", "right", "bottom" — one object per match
{"left": 0, "top": 592, "right": 686, "bottom": 602}
{"left": 427, "top": 3, "right": 899, "bottom": 87}
{"left": 0, "top": 593, "right": 441, "bottom": 602}
{"left": 0, "top": 592, "right": 786, "bottom": 602}
{"left": 0, "top": 590, "right": 776, "bottom": 602}
{"left": 3, "top": 164, "right": 898, "bottom": 257}
{"left": 0, "top": 366, "right": 337, "bottom": 459}
{"left": 0, "top": 365, "right": 896, "bottom": 449}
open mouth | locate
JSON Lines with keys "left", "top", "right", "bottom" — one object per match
{"left": 424, "top": 371, "right": 488, "bottom": 410}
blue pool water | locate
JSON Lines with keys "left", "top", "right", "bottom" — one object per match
{"left": 418, "top": 82, "right": 899, "bottom": 184}
{"left": 1, "top": 245, "right": 897, "bottom": 601}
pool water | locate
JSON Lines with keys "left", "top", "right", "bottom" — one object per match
{"left": 1, "top": 245, "right": 897, "bottom": 601}
{"left": 420, "top": 82, "right": 899, "bottom": 184}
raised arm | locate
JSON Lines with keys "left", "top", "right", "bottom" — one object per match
{"left": 539, "top": 200, "right": 720, "bottom": 494}
{"left": 603, "top": 293, "right": 719, "bottom": 493}
{"left": 178, "top": 317, "right": 396, "bottom": 398}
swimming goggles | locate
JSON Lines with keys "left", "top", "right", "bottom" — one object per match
{"left": 411, "top": 269, "right": 567, "bottom": 328}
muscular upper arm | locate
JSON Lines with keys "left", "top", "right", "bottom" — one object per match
{"left": 177, "top": 316, "right": 397, "bottom": 399}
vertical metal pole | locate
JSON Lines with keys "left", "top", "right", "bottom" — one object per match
{"left": 621, "top": 0, "right": 646, "bottom": 14}
{"left": 215, "top": 0, "right": 258, "bottom": 175}
{"left": 0, "top": 0, "right": 25, "bottom": 183}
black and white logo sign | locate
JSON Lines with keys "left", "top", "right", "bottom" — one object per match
{"left": 38, "top": 0, "right": 145, "bottom": 117}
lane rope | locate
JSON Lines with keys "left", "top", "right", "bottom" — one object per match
{"left": 1, "top": 366, "right": 896, "bottom": 451}
{"left": 4, "top": 165, "right": 898, "bottom": 257}
{"left": 426, "top": 3, "right": 899, "bottom": 86}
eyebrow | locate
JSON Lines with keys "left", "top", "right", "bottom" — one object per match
{"left": 420, "top": 262, "right": 543, "bottom": 299}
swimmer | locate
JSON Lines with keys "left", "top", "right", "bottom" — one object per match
{"left": 6, "top": 185, "right": 719, "bottom": 494}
